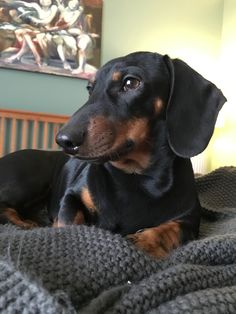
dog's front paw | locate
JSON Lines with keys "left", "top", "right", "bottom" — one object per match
{"left": 127, "top": 221, "right": 181, "bottom": 258}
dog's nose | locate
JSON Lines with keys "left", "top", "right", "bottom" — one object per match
{"left": 56, "top": 132, "right": 84, "bottom": 155}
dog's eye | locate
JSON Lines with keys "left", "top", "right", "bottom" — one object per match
{"left": 122, "top": 77, "right": 140, "bottom": 92}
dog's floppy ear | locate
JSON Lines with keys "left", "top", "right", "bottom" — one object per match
{"left": 163, "top": 55, "right": 227, "bottom": 158}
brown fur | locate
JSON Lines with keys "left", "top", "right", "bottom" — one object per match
{"left": 78, "top": 116, "right": 152, "bottom": 174}
{"left": 111, "top": 118, "right": 152, "bottom": 173}
{"left": 111, "top": 142, "right": 152, "bottom": 174}
{"left": 73, "top": 211, "right": 85, "bottom": 224}
{"left": 154, "top": 97, "right": 164, "bottom": 115}
{"left": 128, "top": 221, "right": 181, "bottom": 258}
{"left": 81, "top": 187, "right": 97, "bottom": 213}
{"left": 2, "top": 208, "right": 38, "bottom": 229}
{"left": 112, "top": 71, "right": 122, "bottom": 81}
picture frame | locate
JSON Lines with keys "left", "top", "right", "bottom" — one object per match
{"left": 0, "top": 0, "right": 103, "bottom": 79}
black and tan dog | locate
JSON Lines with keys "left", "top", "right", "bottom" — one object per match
{"left": 0, "top": 52, "right": 226, "bottom": 258}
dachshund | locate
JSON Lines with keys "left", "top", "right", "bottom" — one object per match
{"left": 0, "top": 52, "right": 226, "bottom": 258}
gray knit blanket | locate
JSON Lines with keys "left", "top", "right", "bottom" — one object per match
{"left": 0, "top": 167, "right": 236, "bottom": 313}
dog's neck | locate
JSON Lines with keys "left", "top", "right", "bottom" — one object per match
{"left": 110, "top": 119, "right": 167, "bottom": 175}
{"left": 110, "top": 141, "right": 152, "bottom": 175}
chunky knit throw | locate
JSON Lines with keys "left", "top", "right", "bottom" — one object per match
{"left": 0, "top": 166, "right": 236, "bottom": 313}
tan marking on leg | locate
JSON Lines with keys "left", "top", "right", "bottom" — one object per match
{"left": 81, "top": 188, "right": 97, "bottom": 213}
{"left": 73, "top": 211, "right": 85, "bottom": 225}
{"left": 52, "top": 219, "right": 58, "bottom": 228}
{"left": 57, "top": 221, "right": 67, "bottom": 227}
{"left": 53, "top": 219, "right": 66, "bottom": 228}
{"left": 2, "top": 208, "right": 39, "bottom": 229}
{"left": 128, "top": 221, "right": 181, "bottom": 259}
{"left": 53, "top": 205, "right": 85, "bottom": 228}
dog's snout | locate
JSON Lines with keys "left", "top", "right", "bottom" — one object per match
{"left": 56, "top": 132, "right": 85, "bottom": 155}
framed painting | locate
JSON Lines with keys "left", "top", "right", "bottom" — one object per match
{"left": 0, "top": 0, "right": 103, "bottom": 79}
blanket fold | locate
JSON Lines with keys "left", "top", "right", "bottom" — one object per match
{"left": 0, "top": 166, "right": 236, "bottom": 313}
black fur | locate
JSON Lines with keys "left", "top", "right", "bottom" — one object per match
{"left": 0, "top": 52, "right": 226, "bottom": 255}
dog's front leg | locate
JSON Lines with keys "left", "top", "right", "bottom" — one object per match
{"left": 128, "top": 221, "right": 192, "bottom": 259}
{"left": 53, "top": 192, "right": 85, "bottom": 227}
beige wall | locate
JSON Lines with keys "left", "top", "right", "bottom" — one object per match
{"left": 102, "top": 0, "right": 223, "bottom": 84}
{"left": 208, "top": 0, "right": 236, "bottom": 169}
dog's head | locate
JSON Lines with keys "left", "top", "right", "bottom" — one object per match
{"left": 56, "top": 52, "right": 226, "bottom": 173}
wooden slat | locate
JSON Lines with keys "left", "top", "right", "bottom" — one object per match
{"left": 32, "top": 120, "right": 38, "bottom": 149}
{"left": 21, "top": 120, "right": 28, "bottom": 149}
{"left": 0, "top": 117, "right": 5, "bottom": 157}
{"left": 10, "top": 118, "right": 17, "bottom": 153}
{"left": 0, "top": 109, "right": 68, "bottom": 124}
{"left": 52, "top": 123, "right": 60, "bottom": 149}
{"left": 43, "top": 122, "right": 49, "bottom": 150}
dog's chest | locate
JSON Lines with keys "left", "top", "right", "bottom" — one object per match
{"left": 111, "top": 180, "right": 163, "bottom": 234}
{"left": 88, "top": 166, "right": 167, "bottom": 234}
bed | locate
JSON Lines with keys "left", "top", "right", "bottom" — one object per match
{"left": 0, "top": 109, "right": 236, "bottom": 313}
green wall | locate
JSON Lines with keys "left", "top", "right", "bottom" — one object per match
{"left": 0, "top": 0, "right": 224, "bottom": 115}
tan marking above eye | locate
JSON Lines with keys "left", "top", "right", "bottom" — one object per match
{"left": 112, "top": 71, "right": 122, "bottom": 81}
{"left": 73, "top": 211, "right": 85, "bottom": 225}
{"left": 56, "top": 221, "right": 66, "bottom": 228}
{"left": 154, "top": 97, "right": 164, "bottom": 114}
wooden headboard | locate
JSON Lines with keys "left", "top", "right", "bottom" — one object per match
{"left": 0, "top": 109, "right": 69, "bottom": 157}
